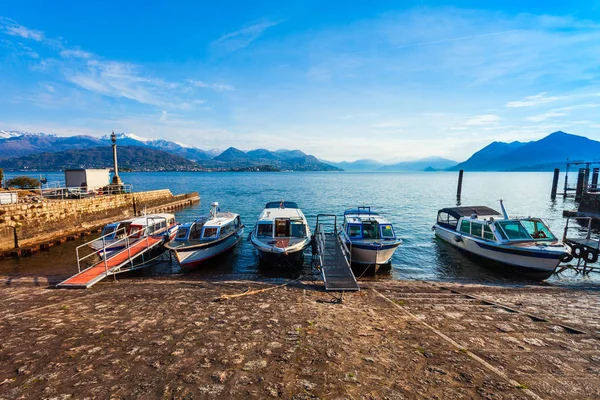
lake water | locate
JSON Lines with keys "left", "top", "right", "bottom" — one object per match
{"left": 2, "top": 171, "right": 599, "bottom": 287}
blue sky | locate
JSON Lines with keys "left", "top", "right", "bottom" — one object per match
{"left": 1, "top": 1, "right": 600, "bottom": 162}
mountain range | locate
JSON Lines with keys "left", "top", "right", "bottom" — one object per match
{"left": 450, "top": 131, "right": 600, "bottom": 171}
{"left": 0, "top": 129, "right": 598, "bottom": 172}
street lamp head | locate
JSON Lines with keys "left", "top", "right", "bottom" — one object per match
{"left": 110, "top": 131, "right": 116, "bottom": 144}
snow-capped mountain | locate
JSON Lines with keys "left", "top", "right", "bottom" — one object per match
{"left": 0, "top": 130, "right": 218, "bottom": 161}
{"left": 0, "top": 130, "right": 56, "bottom": 139}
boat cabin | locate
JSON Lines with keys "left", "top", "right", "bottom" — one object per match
{"left": 174, "top": 214, "right": 241, "bottom": 242}
{"left": 254, "top": 202, "right": 308, "bottom": 239}
{"left": 343, "top": 208, "right": 396, "bottom": 241}
{"left": 127, "top": 214, "right": 176, "bottom": 239}
{"left": 101, "top": 219, "right": 134, "bottom": 240}
{"left": 437, "top": 207, "right": 556, "bottom": 243}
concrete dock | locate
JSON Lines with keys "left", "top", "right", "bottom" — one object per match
{"left": 1, "top": 277, "right": 599, "bottom": 399}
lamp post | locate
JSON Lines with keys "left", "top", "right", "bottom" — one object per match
{"left": 110, "top": 131, "right": 123, "bottom": 186}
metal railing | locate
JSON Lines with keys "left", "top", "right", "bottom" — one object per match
{"left": 563, "top": 216, "right": 594, "bottom": 242}
{"left": 41, "top": 183, "right": 133, "bottom": 200}
{"left": 74, "top": 216, "right": 170, "bottom": 279}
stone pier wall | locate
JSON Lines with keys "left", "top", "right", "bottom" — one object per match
{"left": 0, "top": 189, "right": 198, "bottom": 254}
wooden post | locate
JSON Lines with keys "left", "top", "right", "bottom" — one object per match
{"left": 575, "top": 168, "right": 586, "bottom": 201}
{"left": 584, "top": 167, "right": 590, "bottom": 193}
{"left": 592, "top": 168, "right": 599, "bottom": 192}
{"left": 456, "top": 170, "right": 464, "bottom": 200}
{"left": 551, "top": 168, "right": 560, "bottom": 199}
{"left": 13, "top": 226, "right": 19, "bottom": 249}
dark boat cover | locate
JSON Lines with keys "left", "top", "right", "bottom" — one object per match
{"left": 265, "top": 201, "right": 299, "bottom": 209}
{"left": 438, "top": 206, "right": 501, "bottom": 220}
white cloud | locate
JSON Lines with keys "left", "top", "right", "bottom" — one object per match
{"left": 186, "top": 79, "right": 234, "bottom": 91}
{"left": 463, "top": 114, "right": 501, "bottom": 126}
{"left": 60, "top": 49, "right": 93, "bottom": 59}
{"left": 525, "top": 111, "right": 567, "bottom": 122}
{"left": 506, "top": 93, "right": 563, "bottom": 107}
{"left": 212, "top": 20, "right": 281, "bottom": 53}
{"left": 0, "top": 17, "right": 44, "bottom": 41}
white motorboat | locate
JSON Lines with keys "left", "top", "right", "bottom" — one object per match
{"left": 433, "top": 202, "right": 571, "bottom": 280}
{"left": 249, "top": 201, "right": 312, "bottom": 265}
{"left": 339, "top": 207, "right": 402, "bottom": 271}
{"left": 165, "top": 202, "right": 244, "bottom": 271}
{"left": 90, "top": 213, "right": 178, "bottom": 255}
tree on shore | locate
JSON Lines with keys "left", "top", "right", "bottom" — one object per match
{"left": 6, "top": 176, "right": 40, "bottom": 189}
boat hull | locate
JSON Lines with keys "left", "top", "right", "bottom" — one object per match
{"left": 251, "top": 236, "right": 310, "bottom": 267}
{"left": 347, "top": 242, "right": 401, "bottom": 265}
{"left": 173, "top": 228, "right": 243, "bottom": 272}
{"left": 434, "top": 225, "right": 563, "bottom": 279}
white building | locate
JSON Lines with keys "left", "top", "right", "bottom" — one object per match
{"left": 64, "top": 169, "right": 110, "bottom": 189}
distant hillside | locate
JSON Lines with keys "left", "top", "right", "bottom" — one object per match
{"left": 0, "top": 131, "right": 338, "bottom": 172}
{"left": 450, "top": 131, "right": 600, "bottom": 171}
{"left": 378, "top": 156, "right": 458, "bottom": 171}
{"left": 209, "top": 147, "right": 339, "bottom": 171}
{"left": 0, "top": 146, "right": 202, "bottom": 171}
{"left": 325, "top": 159, "right": 385, "bottom": 172}
{"left": 0, "top": 131, "right": 217, "bottom": 161}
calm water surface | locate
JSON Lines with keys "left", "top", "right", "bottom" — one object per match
{"left": 2, "top": 171, "right": 598, "bottom": 287}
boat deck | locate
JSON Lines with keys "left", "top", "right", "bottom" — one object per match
{"left": 57, "top": 237, "right": 164, "bottom": 289}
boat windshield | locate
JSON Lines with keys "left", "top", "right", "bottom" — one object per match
{"left": 519, "top": 218, "right": 556, "bottom": 240}
{"left": 257, "top": 223, "right": 273, "bottom": 237}
{"left": 380, "top": 225, "right": 395, "bottom": 239}
{"left": 495, "top": 220, "right": 532, "bottom": 241}
{"left": 290, "top": 221, "right": 306, "bottom": 237}
{"left": 102, "top": 226, "right": 117, "bottom": 238}
{"left": 362, "top": 222, "right": 379, "bottom": 239}
{"left": 347, "top": 224, "right": 362, "bottom": 238}
{"left": 176, "top": 227, "right": 189, "bottom": 240}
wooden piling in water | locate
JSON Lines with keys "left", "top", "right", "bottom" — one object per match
{"left": 575, "top": 168, "right": 586, "bottom": 201}
{"left": 592, "top": 168, "right": 599, "bottom": 192}
{"left": 456, "top": 170, "right": 464, "bottom": 200}
{"left": 551, "top": 168, "right": 560, "bottom": 199}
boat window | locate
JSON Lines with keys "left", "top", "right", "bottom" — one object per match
{"left": 290, "top": 221, "right": 306, "bottom": 237}
{"left": 176, "top": 228, "right": 189, "bottom": 240}
{"left": 496, "top": 221, "right": 532, "bottom": 240}
{"left": 437, "top": 212, "right": 458, "bottom": 228}
{"left": 520, "top": 219, "right": 555, "bottom": 240}
{"left": 380, "top": 225, "right": 395, "bottom": 239}
{"left": 471, "top": 222, "right": 483, "bottom": 237}
{"left": 221, "top": 222, "right": 233, "bottom": 236}
{"left": 189, "top": 223, "right": 203, "bottom": 240}
{"left": 235, "top": 216, "right": 240, "bottom": 228}
{"left": 275, "top": 219, "right": 289, "bottom": 237}
{"left": 459, "top": 220, "right": 470, "bottom": 234}
{"left": 102, "top": 226, "right": 117, "bottom": 238}
{"left": 129, "top": 225, "right": 144, "bottom": 238}
{"left": 347, "top": 224, "right": 362, "bottom": 238}
{"left": 362, "top": 223, "right": 378, "bottom": 239}
{"left": 257, "top": 223, "right": 272, "bottom": 237}
{"left": 483, "top": 224, "right": 495, "bottom": 241}
{"left": 202, "top": 227, "right": 219, "bottom": 239}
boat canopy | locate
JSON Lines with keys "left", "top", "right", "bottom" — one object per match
{"left": 438, "top": 206, "right": 501, "bottom": 220}
{"left": 344, "top": 207, "right": 379, "bottom": 216}
{"left": 265, "top": 201, "right": 299, "bottom": 209}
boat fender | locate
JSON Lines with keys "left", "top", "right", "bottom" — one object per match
{"left": 583, "top": 249, "right": 599, "bottom": 264}
{"left": 572, "top": 244, "right": 584, "bottom": 259}
{"left": 454, "top": 235, "right": 463, "bottom": 243}
{"left": 559, "top": 253, "right": 573, "bottom": 263}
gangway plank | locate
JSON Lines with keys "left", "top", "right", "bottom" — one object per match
{"left": 313, "top": 214, "right": 359, "bottom": 292}
{"left": 58, "top": 236, "right": 164, "bottom": 289}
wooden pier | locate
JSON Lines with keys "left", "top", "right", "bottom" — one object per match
{"left": 312, "top": 214, "right": 359, "bottom": 292}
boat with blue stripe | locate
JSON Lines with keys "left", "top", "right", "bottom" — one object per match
{"left": 339, "top": 206, "right": 402, "bottom": 272}
{"left": 433, "top": 201, "right": 571, "bottom": 280}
